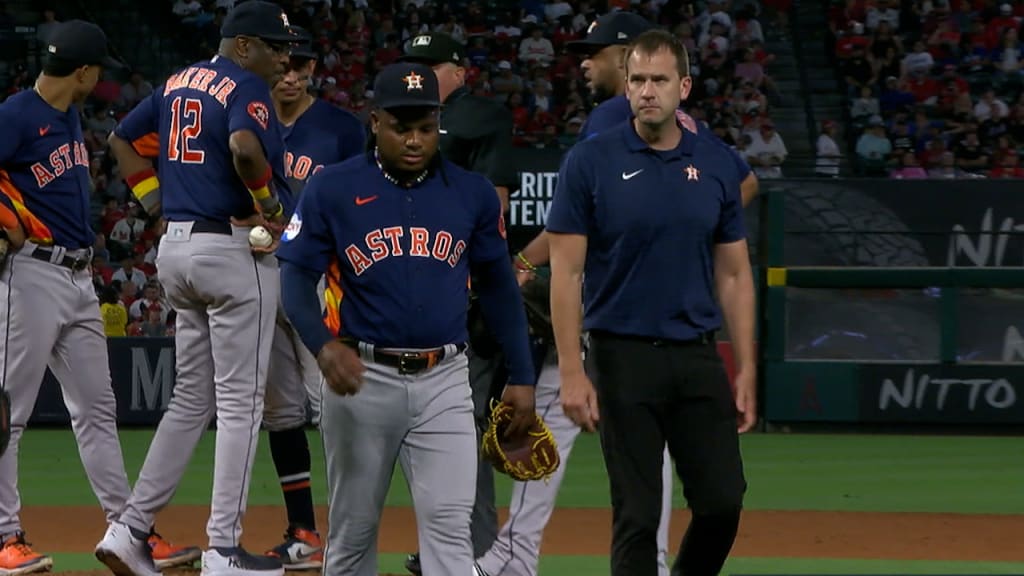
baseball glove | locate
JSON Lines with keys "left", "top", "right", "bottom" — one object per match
{"left": 481, "top": 400, "right": 559, "bottom": 482}
{"left": 0, "top": 389, "right": 10, "bottom": 458}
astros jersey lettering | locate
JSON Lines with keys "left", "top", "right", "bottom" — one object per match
{"left": 547, "top": 121, "right": 745, "bottom": 341}
{"left": 0, "top": 90, "right": 95, "bottom": 248}
{"left": 281, "top": 99, "right": 365, "bottom": 203}
{"left": 580, "top": 94, "right": 752, "bottom": 178}
{"left": 277, "top": 154, "right": 507, "bottom": 349}
{"left": 115, "top": 55, "right": 289, "bottom": 220}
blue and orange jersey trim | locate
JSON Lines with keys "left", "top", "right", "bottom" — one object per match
{"left": 132, "top": 132, "right": 160, "bottom": 159}
{"left": 323, "top": 257, "right": 344, "bottom": 336}
{"left": 0, "top": 170, "right": 53, "bottom": 244}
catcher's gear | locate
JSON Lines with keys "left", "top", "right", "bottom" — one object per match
{"left": 481, "top": 400, "right": 559, "bottom": 481}
{"left": 0, "top": 389, "right": 10, "bottom": 458}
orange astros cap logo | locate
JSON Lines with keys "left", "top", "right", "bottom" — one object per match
{"left": 403, "top": 71, "right": 424, "bottom": 92}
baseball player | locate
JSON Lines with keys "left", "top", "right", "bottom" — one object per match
{"left": 276, "top": 62, "right": 536, "bottom": 576}
{"left": 262, "top": 28, "right": 366, "bottom": 569}
{"left": 395, "top": 32, "right": 518, "bottom": 574}
{"left": 480, "top": 13, "right": 761, "bottom": 576}
{"left": 549, "top": 29, "right": 755, "bottom": 575}
{"left": 95, "top": 3, "right": 295, "bottom": 575}
{"left": 0, "top": 19, "right": 198, "bottom": 573}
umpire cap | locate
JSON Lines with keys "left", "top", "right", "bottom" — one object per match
{"left": 221, "top": 0, "right": 297, "bottom": 43}
{"left": 372, "top": 62, "right": 441, "bottom": 109}
{"left": 44, "top": 20, "right": 124, "bottom": 69}
{"left": 566, "top": 12, "right": 654, "bottom": 53}
{"left": 289, "top": 26, "right": 317, "bottom": 59}
{"left": 398, "top": 32, "right": 465, "bottom": 66}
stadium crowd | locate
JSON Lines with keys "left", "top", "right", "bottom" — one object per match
{"left": 828, "top": 0, "right": 1024, "bottom": 179}
{"left": 1, "top": 0, "right": 784, "bottom": 336}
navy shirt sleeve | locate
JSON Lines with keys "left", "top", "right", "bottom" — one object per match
{"left": 276, "top": 170, "right": 334, "bottom": 273}
{"left": 115, "top": 88, "right": 161, "bottom": 141}
{"left": 545, "top": 146, "right": 593, "bottom": 235}
{"left": 468, "top": 176, "right": 509, "bottom": 263}
{"left": 227, "top": 77, "right": 276, "bottom": 141}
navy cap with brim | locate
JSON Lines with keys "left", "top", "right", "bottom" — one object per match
{"left": 566, "top": 12, "right": 655, "bottom": 53}
{"left": 45, "top": 20, "right": 126, "bottom": 69}
{"left": 373, "top": 62, "right": 443, "bottom": 109}
{"left": 221, "top": 0, "right": 298, "bottom": 43}
{"left": 289, "top": 26, "right": 317, "bottom": 59}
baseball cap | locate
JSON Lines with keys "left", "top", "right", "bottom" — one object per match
{"left": 221, "top": 0, "right": 297, "bottom": 43}
{"left": 372, "top": 62, "right": 442, "bottom": 109}
{"left": 289, "top": 26, "right": 317, "bottom": 59}
{"left": 566, "top": 12, "right": 654, "bottom": 53}
{"left": 44, "top": 20, "right": 124, "bottom": 69}
{"left": 397, "top": 32, "right": 465, "bottom": 66}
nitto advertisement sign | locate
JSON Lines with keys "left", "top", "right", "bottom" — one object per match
{"left": 859, "top": 364, "right": 1024, "bottom": 424}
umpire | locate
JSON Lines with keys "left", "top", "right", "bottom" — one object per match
{"left": 397, "top": 31, "right": 518, "bottom": 569}
{"left": 547, "top": 30, "right": 756, "bottom": 575}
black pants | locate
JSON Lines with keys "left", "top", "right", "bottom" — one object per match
{"left": 587, "top": 331, "right": 747, "bottom": 576}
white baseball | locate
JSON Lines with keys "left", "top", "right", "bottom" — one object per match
{"left": 249, "top": 225, "right": 273, "bottom": 248}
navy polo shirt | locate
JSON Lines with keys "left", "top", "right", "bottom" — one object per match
{"left": 546, "top": 120, "right": 746, "bottom": 341}
{"left": 276, "top": 154, "right": 507, "bottom": 349}
{"left": 580, "top": 95, "right": 753, "bottom": 180}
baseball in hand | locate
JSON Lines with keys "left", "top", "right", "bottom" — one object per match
{"left": 249, "top": 225, "right": 273, "bottom": 248}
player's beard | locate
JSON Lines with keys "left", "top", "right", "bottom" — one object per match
{"left": 590, "top": 83, "right": 617, "bottom": 105}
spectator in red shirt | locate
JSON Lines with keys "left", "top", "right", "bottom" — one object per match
{"left": 906, "top": 72, "right": 940, "bottom": 105}
{"left": 836, "top": 22, "right": 871, "bottom": 59}
{"left": 373, "top": 34, "right": 401, "bottom": 69}
{"left": 987, "top": 3, "right": 1019, "bottom": 46}
{"left": 333, "top": 49, "right": 365, "bottom": 90}
{"left": 988, "top": 147, "right": 1024, "bottom": 177}
{"left": 100, "top": 197, "right": 124, "bottom": 238}
{"left": 91, "top": 254, "right": 114, "bottom": 286}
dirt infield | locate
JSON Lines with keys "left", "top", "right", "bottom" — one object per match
{"left": 25, "top": 505, "right": 1024, "bottom": 563}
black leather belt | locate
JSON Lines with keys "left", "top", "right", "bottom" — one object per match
{"left": 590, "top": 330, "right": 716, "bottom": 347}
{"left": 30, "top": 246, "right": 92, "bottom": 271}
{"left": 190, "top": 221, "right": 233, "bottom": 235}
{"left": 342, "top": 339, "right": 466, "bottom": 375}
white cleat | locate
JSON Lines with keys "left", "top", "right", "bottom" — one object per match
{"left": 94, "top": 522, "right": 160, "bottom": 576}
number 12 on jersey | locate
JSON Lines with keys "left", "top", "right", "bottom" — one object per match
{"left": 168, "top": 96, "right": 205, "bottom": 164}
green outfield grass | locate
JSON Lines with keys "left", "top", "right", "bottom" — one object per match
{"left": 21, "top": 429, "right": 1024, "bottom": 513}
{"left": 45, "top": 552, "right": 1024, "bottom": 575}
{"left": 22, "top": 429, "right": 1024, "bottom": 574}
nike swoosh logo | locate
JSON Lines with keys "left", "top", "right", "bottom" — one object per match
{"left": 622, "top": 169, "right": 643, "bottom": 180}
{"left": 39, "top": 125, "right": 51, "bottom": 136}
{"left": 355, "top": 195, "right": 378, "bottom": 206}
{"left": 293, "top": 548, "right": 322, "bottom": 561}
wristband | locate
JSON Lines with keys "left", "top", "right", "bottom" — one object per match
{"left": 244, "top": 165, "right": 273, "bottom": 201}
{"left": 125, "top": 167, "right": 161, "bottom": 214}
{"left": 125, "top": 167, "right": 159, "bottom": 199}
{"left": 515, "top": 252, "right": 537, "bottom": 272}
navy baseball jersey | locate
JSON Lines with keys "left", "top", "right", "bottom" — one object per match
{"left": 580, "top": 94, "right": 752, "bottom": 178}
{"left": 115, "top": 55, "right": 290, "bottom": 221}
{"left": 277, "top": 154, "right": 507, "bottom": 349}
{"left": 0, "top": 90, "right": 94, "bottom": 249}
{"left": 281, "top": 99, "right": 365, "bottom": 204}
{"left": 546, "top": 122, "right": 745, "bottom": 341}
